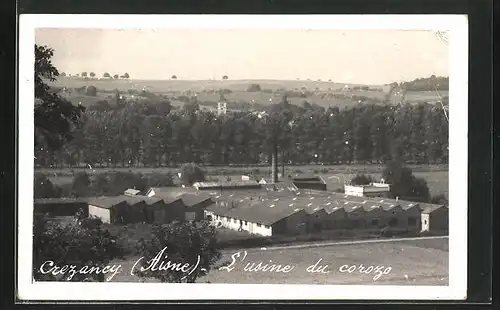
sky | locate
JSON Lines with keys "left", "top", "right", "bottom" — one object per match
{"left": 35, "top": 28, "right": 449, "bottom": 85}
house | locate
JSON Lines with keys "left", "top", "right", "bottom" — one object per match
{"left": 344, "top": 182, "right": 391, "bottom": 198}
{"left": 124, "top": 188, "right": 141, "bottom": 196}
{"left": 34, "top": 197, "right": 89, "bottom": 217}
{"left": 420, "top": 203, "right": 448, "bottom": 233}
{"left": 87, "top": 196, "right": 129, "bottom": 224}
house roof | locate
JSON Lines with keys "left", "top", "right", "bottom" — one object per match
{"left": 124, "top": 188, "right": 141, "bottom": 196}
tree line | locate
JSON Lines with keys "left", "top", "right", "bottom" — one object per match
{"left": 34, "top": 97, "right": 449, "bottom": 168}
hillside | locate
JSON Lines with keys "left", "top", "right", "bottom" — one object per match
{"left": 47, "top": 77, "right": 446, "bottom": 110}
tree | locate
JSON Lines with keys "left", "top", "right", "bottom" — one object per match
{"left": 350, "top": 174, "right": 373, "bottom": 185}
{"left": 246, "top": 84, "right": 261, "bottom": 92}
{"left": 103, "top": 72, "right": 111, "bottom": 78}
{"left": 136, "top": 220, "right": 222, "bottom": 283}
{"left": 34, "top": 173, "right": 61, "bottom": 198}
{"left": 147, "top": 173, "right": 174, "bottom": 187}
{"left": 34, "top": 44, "right": 85, "bottom": 151}
{"left": 123, "top": 72, "right": 130, "bottom": 79}
{"left": 60, "top": 72, "right": 66, "bottom": 77}
{"left": 179, "top": 163, "right": 206, "bottom": 185}
{"left": 113, "top": 74, "right": 119, "bottom": 79}
{"left": 81, "top": 72, "right": 88, "bottom": 78}
{"left": 33, "top": 211, "right": 125, "bottom": 282}
{"left": 222, "top": 75, "right": 228, "bottom": 80}
{"left": 430, "top": 194, "right": 448, "bottom": 206}
{"left": 171, "top": 75, "right": 177, "bottom": 80}
{"left": 86, "top": 85, "right": 97, "bottom": 96}
{"left": 382, "top": 161, "right": 430, "bottom": 202}
{"left": 71, "top": 171, "right": 91, "bottom": 197}
{"left": 91, "top": 173, "right": 110, "bottom": 196}
{"left": 89, "top": 72, "right": 96, "bottom": 78}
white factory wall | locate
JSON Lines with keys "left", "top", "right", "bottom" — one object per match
{"left": 204, "top": 211, "right": 272, "bottom": 236}
{"left": 88, "top": 205, "right": 111, "bottom": 223}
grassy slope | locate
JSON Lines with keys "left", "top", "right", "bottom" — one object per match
{"left": 110, "top": 237, "right": 448, "bottom": 285}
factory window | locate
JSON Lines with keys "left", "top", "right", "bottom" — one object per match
{"left": 408, "top": 217, "right": 417, "bottom": 226}
{"left": 424, "top": 220, "right": 428, "bottom": 225}
{"left": 389, "top": 218, "right": 398, "bottom": 227}
{"left": 244, "top": 221, "right": 248, "bottom": 225}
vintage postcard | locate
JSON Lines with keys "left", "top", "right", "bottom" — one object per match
{"left": 17, "top": 14, "right": 468, "bottom": 301}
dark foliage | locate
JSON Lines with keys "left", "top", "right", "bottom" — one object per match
{"left": 350, "top": 174, "right": 373, "bottom": 185}
{"left": 34, "top": 45, "right": 85, "bottom": 151}
{"left": 33, "top": 211, "right": 125, "bottom": 282}
{"left": 136, "top": 220, "right": 222, "bottom": 283}
{"left": 382, "top": 161, "right": 431, "bottom": 202}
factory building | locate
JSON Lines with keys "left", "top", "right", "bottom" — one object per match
{"left": 344, "top": 182, "right": 391, "bottom": 198}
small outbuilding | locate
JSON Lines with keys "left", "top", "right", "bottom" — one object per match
{"left": 87, "top": 196, "right": 129, "bottom": 224}
{"left": 420, "top": 203, "right": 448, "bottom": 233}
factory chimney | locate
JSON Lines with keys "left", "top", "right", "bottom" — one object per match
{"left": 271, "top": 144, "right": 279, "bottom": 183}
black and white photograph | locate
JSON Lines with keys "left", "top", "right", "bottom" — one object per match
{"left": 17, "top": 15, "right": 468, "bottom": 301}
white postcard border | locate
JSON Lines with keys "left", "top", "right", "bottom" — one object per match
{"left": 17, "top": 14, "right": 468, "bottom": 301}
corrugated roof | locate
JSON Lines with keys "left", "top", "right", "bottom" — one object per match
{"left": 88, "top": 196, "right": 128, "bottom": 209}
{"left": 221, "top": 199, "right": 305, "bottom": 226}
{"left": 178, "top": 193, "right": 213, "bottom": 207}
{"left": 152, "top": 192, "right": 184, "bottom": 204}
{"left": 420, "top": 203, "right": 446, "bottom": 214}
{"left": 118, "top": 195, "right": 146, "bottom": 206}
{"left": 34, "top": 197, "right": 88, "bottom": 204}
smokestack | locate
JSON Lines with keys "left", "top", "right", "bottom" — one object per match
{"left": 271, "top": 144, "right": 278, "bottom": 183}
{"left": 281, "top": 148, "right": 285, "bottom": 181}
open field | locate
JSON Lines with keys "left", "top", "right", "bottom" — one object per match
{"left": 37, "top": 164, "right": 449, "bottom": 198}
{"left": 110, "top": 236, "right": 448, "bottom": 285}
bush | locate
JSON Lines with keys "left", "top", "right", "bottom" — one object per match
{"left": 147, "top": 173, "right": 174, "bottom": 187}
{"left": 246, "top": 84, "right": 262, "bottom": 92}
{"left": 71, "top": 171, "right": 91, "bottom": 197}
{"left": 33, "top": 212, "right": 125, "bottom": 282}
{"left": 430, "top": 194, "right": 448, "bottom": 206}
{"left": 86, "top": 85, "right": 97, "bottom": 96}
{"left": 179, "top": 163, "right": 206, "bottom": 185}
{"left": 136, "top": 221, "right": 222, "bottom": 283}
{"left": 382, "top": 161, "right": 430, "bottom": 202}
{"left": 34, "top": 173, "right": 61, "bottom": 198}
{"left": 350, "top": 174, "right": 373, "bottom": 185}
